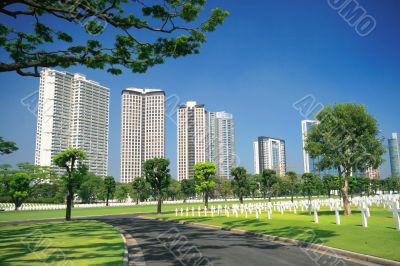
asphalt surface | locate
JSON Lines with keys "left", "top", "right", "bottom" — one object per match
{"left": 95, "top": 215, "right": 369, "bottom": 266}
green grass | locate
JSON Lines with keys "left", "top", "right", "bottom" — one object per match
{"left": 145, "top": 206, "right": 400, "bottom": 261}
{"left": 0, "top": 198, "right": 307, "bottom": 222}
{"left": 0, "top": 220, "right": 124, "bottom": 266}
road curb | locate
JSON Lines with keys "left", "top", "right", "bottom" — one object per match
{"left": 143, "top": 216, "right": 400, "bottom": 266}
{"left": 113, "top": 225, "right": 146, "bottom": 266}
{"left": 116, "top": 227, "right": 129, "bottom": 266}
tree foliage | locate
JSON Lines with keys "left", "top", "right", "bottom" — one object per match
{"left": 0, "top": 136, "right": 18, "bottom": 155}
{"left": 1, "top": 172, "right": 32, "bottom": 210}
{"left": 0, "top": 0, "right": 229, "bottom": 77}
{"left": 114, "top": 183, "right": 129, "bottom": 202}
{"left": 130, "top": 176, "right": 151, "bottom": 203}
{"left": 260, "top": 169, "right": 278, "bottom": 201}
{"left": 285, "top": 171, "right": 298, "bottom": 202}
{"left": 305, "top": 103, "right": 385, "bottom": 215}
{"left": 193, "top": 162, "right": 216, "bottom": 208}
{"left": 230, "top": 166, "right": 249, "bottom": 204}
{"left": 103, "top": 176, "right": 116, "bottom": 206}
{"left": 181, "top": 178, "right": 196, "bottom": 202}
{"left": 143, "top": 158, "right": 171, "bottom": 214}
{"left": 78, "top": 173, "right": 104, "bottom": 203}
{"left": 53, "top": 147, "right": 87, "bottom": 220}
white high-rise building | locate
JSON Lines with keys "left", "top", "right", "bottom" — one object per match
{"left": 206, "top": 112, "right": 236, "bottom": 179}
{"left": 120, "top": 88, "right": 165, "bottom": 183}
{"left": 302, "top": 120, "right": 318, "bottom": 174}
{"left": 35, "top": 68, "right": 110, "bottom": 176}
{"left": 177, "top": 101, "right": 206, "bottom": 180}
{"left": 253, "top": 141, "right": 260, "bottom": 174}
{"left": 255, "top": 136, "right": 286, "bottom": 176}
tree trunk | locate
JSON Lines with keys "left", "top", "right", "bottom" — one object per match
{"left": 157, "top": 193, "right": 162, "bottom": 214}
{"left": 106, "top": 192, "right": 110, "bottom": 206}
{"left": 14, "top": 200, "right": 21, "bottom": 211}
{"left": 341, "top": 178, "right": 352, "bottom": 215}
{"left": 239, "top": 195, "right": 243, "bottom": 204}
{"left": 204, "top": 193, "right": 209, "bottom": 208}
{"left": 66, "top": 186, "right": 73, "bottom": 221}
{"left": 291, "top": 191, "right": 294, "bottom": 202}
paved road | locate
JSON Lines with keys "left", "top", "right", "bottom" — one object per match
{"left": 96, "top": 215, "right": 369, "bottom": 266}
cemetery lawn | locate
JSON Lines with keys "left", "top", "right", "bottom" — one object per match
{"left": 0, "top": 198, "right": 307, "bottom": 222}
{"left": 0, "top": 220, "right": 124, "bottom": 266}
{"left": 145, "top": 207, "right": 400, "bottom": 261}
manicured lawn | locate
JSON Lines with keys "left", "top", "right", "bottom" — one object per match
{"left": 0, "top": 220, "right": 124, "bottom": 266}
{"left": 0, "top": 198, "right": 310, "bottom": 222}
{"left": 145, "top": 206, "right": 400, "bottom": 261}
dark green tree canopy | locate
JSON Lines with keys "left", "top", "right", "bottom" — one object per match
{"left": 0, "top": 136, "right": 18, "bottom": 155}
{"left": 305, "top": 103, "right": 384, "bottom": 177}
{"left": 0, "top": 0, "right": 229, "bottom": 77}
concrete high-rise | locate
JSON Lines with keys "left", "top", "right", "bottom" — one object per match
{"left": 302, "top": 120, "right": 318, "bottom": 174}
{"left": 120, "top": 88, "right": 165, "bottom": 183}
{"left": 206, "top": 112, "right": 236, "bottom": 179}
{"left": 35, "top": 68, "right": 110, "bottom": 176}
{"left": 253, "top": 141, "right": 260, "bottom": 174}
{"left": 177, "top": 101, "right": 206, "bottom": 180}
{"left": 388, "top": 133, "right": 400, "bottom": 178}
{"left": 255, "top": 136, "right": 286, "bottom": 176}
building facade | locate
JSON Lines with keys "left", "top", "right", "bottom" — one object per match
{"left": 388, "top": 133, "right": 400, "bottom": 178}
{"left": 177, "top": 101, "right": 206, "bottom": 180}
{"left": 302, "top": 120, "right": 318, "bottom": 174}
{"left": 255, "top": 136, "right": 286, "bottom": 176}
{"left": 301, "top": 120, "right": 339, "bottom": 177}
{"left": 35, "top": 68, "right": 110, "bottom": 176}
{"left": 206, "top": 112, "right": 236, "bottom": 179}
{"left": 120, "top": 88, "right": 165, "bottom": 183}
{"left": 253, "top": 141, "right": 260, "bottom": 174}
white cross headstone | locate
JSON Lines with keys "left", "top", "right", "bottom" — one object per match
{"left": 245, "top": 208, "right": 248, "bottom": 218}
{"left": 255, "top": 209, "right": 259, "bottom": 219}
{"left": 313, "top": 205, "right": 319, "bottom": 223}
{"left": 333, "top": 202, "right": 341, "bottom": 225}
{"left": 267, "top": 203, "right": 272, "bottom": 220}
{"left": 359, "top": 202, "right": 368, "bottom": 227}
{"left": 192, "top": 207, "right": 194, "bottom": 216}
{"left": 180, "top": 208, "right": 183, "bottom": 216}
{"left": 186, "top": 207, "right": 189, "bottom": 216}
{"left": 198, "top": 206, "right": 201, "bottom": 216}
{"left": 204, "top": 206, "right": 207, "bottom": 216}
{"left": 389, "top": 201, "right": 400, "bottom": 231}
{"left": 175, "top": 208, "right": 178, "bottom": 216}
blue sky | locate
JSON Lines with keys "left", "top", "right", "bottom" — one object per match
{"left": 0, "top": 0, "right": 399, "bottom": 179}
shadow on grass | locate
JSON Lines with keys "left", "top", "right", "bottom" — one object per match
{"left": 0, "top": 221, "right": 124, "bottom": 266}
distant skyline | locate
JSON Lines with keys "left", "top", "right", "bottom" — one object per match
{"left": 1, "top": 1, "right": 399, "bottom": 179}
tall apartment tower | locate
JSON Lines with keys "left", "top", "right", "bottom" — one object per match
{"left": 120, "top": 88, "right": 165, "bottom": 183}
{"left": 177, "top": 101, "right": 206, "bottom": 180}
{"left": 256, "top": 136, "right": 286, "bottom": 176}
{"left": 388, "top": 133, "right": 400, "bottom": 178}
{"left": 253, "top": 141, "right": 260, "bottom": 174}
{"left": 206, "top": 112, "right": 236, "bottom": 179}
{"left": 302, "top": 120, "right": 318, "bottom": 174}
{"left": 35, "top": 68, "right": 110, "bottom": 176}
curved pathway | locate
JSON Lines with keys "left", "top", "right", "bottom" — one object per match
{"left": 96, "top": 215, "right": 371, "bottom": 266}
